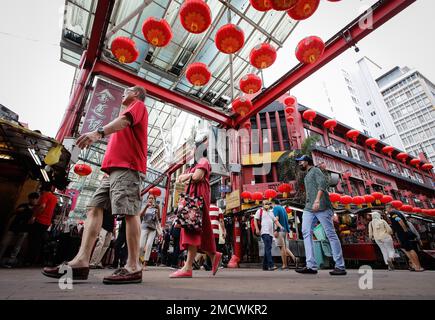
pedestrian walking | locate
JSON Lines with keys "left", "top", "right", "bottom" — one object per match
{"left": 368, "top": 211, "right": 396, "bottom": 270}
{"left": 295, "top": 155, "right": 347, "bottom": 276}
{"left": 139, "top": 194, "right": 161, "bottom": 270}
{"left": 89, "top": 209, "right": 115, "bottom": 269}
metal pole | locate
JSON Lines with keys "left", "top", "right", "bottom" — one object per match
{"left": 227, "top": 3, "right": 234, "bottom": 100}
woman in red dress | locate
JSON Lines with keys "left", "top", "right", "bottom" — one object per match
{"left": 169, "top": 142, "right": 222, "bottom": 278}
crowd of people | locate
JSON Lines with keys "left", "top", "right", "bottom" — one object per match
{"left": 1, "top": 85, "right": 428, "bottom": 285}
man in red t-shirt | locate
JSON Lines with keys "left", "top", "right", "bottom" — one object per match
{"left": 43, "top": 86, "right": 148, "bottom": 284}
{"left": 26, "top": 183, "right": 58, "bottom": 265}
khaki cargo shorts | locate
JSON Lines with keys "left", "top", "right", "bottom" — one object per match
{"left": 275, "top": 232, "right": 287, "bottom": 248}
{"left": 87, "top": 168, "right": 145, "bottom": 216}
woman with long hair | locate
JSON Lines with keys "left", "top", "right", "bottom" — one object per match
{"left": 139, "top": 194, "right": 160, "bottom": 270}
{"left": 169, "top": 140, "right": 222, "bottom": 278}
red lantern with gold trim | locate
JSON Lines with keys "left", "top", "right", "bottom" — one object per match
{"left": 302, "top": 109, "right": 316, "bottom": 124}
{"left": 329, "top": 193, "right": 341, "bottom": 208}
{"left": 323, "top": 119, "right": 337, "bottom": 133}
{"left": 401, "top": 205, "right": 413, "bottom": 213}
{"left": 253, "top": 192, "right": 263, "bottom": 205}
{"left": 149, "top": 187, "right": 162, "bottom": 197}
{"left": 231, "top": 97, "right": 253, "bottom": 116}
{"left": 239, "top": 73, "right": 262, "bottom": 94}
{"left": 250, "top": 43, "right": 277, "bottom": 69}
{"left": 346, "top": 129, "right": 360, "bottom": 143}
{"left": 264, "top": 189, "right": 278, "bottom": 201}
{"left": 110, "top": 37, "right": 139, "bottom": 64}
{"left": 421, "top": 163, "right": 433, "bottom": 171}
{"left": 179, "top": 0, "right": 212, "bottom": 34}
{"left": 381, "top": 195, "right": 393, "bottom": 204}
{"left": 352, "top": 196, "right": 365, "bottom": 208}
{"left": 371, "top": 192, "right": 383, "bottom": 205}
{"left": 365, "top": 138, "right": 379, "bottom": 151}
{"left": 278, "top": 183, "right": 292, "bottom": 198}
{"left": 340, "top": 195, "right": 352, "bottom": 210}
{"left": 396, "top": 152, "right": 408, "bottom": 164}
{"left": 74, "top": 163, "right": 92, "bottom": 176}
{"left": 410, "top": 158, "right": 421, "bottom": 168}
{"left": 142, "top": 17, "right": 173, "bottom": 47}
{"left": 271, "top": 0, "right": 297, "bottom": 11}
{"left": 215, "top": 24, "right": 245, "bottom": 54}
{"left": 241, "top": 191, "right": 252, "bottom": 204}
{"left": 287, "top": 0, "right": 320, "bottom": 20}
{"left": 382, "top": 145, "right": 394, "bottom": 157}
{"left": 295, "top": 36, "right": 325, "bottom": 64}
{"left": 391, "top": 200, "right": 403, "bottom": 209}
{"left": 249, "top": 0, "right": 272, "bottom": 12}
{"left": 364, "top": 195, "right": 375, "bottom": 208}
{"left": 186, "top": 62, "right": 211, "bottom": 86}
{"left": 412, "top": 207, "right": 422, "bottom": 214}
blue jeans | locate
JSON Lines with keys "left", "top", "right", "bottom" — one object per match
{"left": 302, "top": 209, "right": 345, "bottom": 270}
{"left": 261, "top": 234, "right": 274, "bottom": 269}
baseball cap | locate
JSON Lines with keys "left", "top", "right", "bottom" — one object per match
{"left": 295, "top": 155, "right": 313, "bottom": 163}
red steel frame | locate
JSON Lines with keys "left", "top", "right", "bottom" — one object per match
{"left": 56, "top": 0, "right": 417, "bottom": 225}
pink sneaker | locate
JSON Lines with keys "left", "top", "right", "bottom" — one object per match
{"left": 212, "top": 252, "right": 223, "bottom": 276}
{"left": 169, "top": 269, "right": 192, "bottom": 278}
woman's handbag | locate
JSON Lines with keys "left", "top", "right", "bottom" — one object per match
{"left": 175, "top": 178, "right": 204, "bottom": 234}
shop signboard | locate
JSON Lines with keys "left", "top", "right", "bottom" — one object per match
{"left": 81, "top": 79, "right": 124, "bottom": 135}
{"left": 172, "top": 182, "right": 185, "bottom": 207}
{"left": 226, "top": 190, "right": 240, "bottom": 213}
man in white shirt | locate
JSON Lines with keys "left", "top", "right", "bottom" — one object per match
{"left": 254, "top": 200, "right": 283, "bottom": 271}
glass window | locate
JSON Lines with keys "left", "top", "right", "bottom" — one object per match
{"left": 370, "top": 154, "right": 385, "bottom": 168}
{"left": 304, "top": 128, "right": 325, "bottom": 146}
{"left": 387, "top": 161, "right": 400, "bottom": 174}
{"left": 329, "top": 138, "right": 348, "bottom": 156}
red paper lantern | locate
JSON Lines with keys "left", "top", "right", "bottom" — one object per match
{"left": 352, "top": 196, "right": 365, "bottom": 208}
{"left": 284, "top": 96, "right": 297, "bottom": 107}
{"left": 346, "top": 129, "right": 360, "bottom": 143}
{"left": 391, "top": 200, "right": 403, "bottom": 209}
{"left": 231, "top": 97, "right": 253, "bottom": 116}
{"left": 179, "top": 0, "right": 212, "bottom": 34}
{"left": 264, "top": 189, "right": 278, "bottom": 201}
{"left": 295, "top": 36, "right": 325, "bottom": 64}
{"left": 365, "top": 138, "right": 379, "bottom": 151}
{"left": 253, "top": 191, "right": 264, "bottom": 204}
{"left": 364, "top": 195, "right": 375, "bottom": 208}
{"left": 371, "top": 192, "right": 383, "bottom": 205}
{"left": 149, "top": 187, "right": 162, "bottom": 197}
{"left": 410, "top": 158, "right": 421, "bottom": 168}
{"left": 285, "top": 106, "right": 295, "bottom": 115}
{"left": 287, "top": 0, "right": 320, "bottom": 20}
{"left": 278, "top": 183, "right": 292, "bottom": 198}
{"left": 396, "top": 152, "right": 408, "bottom": 163}
{"left": 249, "top": 0, "right": 272, "bottom": 12}
{"left": 74, "top": 163, "right": 92, "bottom": 176}
{"left": 421, "top": 163, "right": 433, "bottom": 171}
{"left": 242, "top": 121, "right": 251, "bottom": 130}
{"left": 340, "top": 195, "right": 352, "bottom": 210}
{"left": 241, "top": 191, "right": 252, "bottom": 204}
{"left": 381, "top": 195, "right": 393, "bottom": 204}
{"left": 215, "top": 24, "right": 245, "bottom": 54}
{"left": 412, "top": 207, "right": 422, "bottom": 213}
{"left": 271, "top": 0, "right": 297, "bottom": 11}
{"left": 185, "top": 62, "right": 211, "bottom": 86}
{"left": 302, "top": 109, "right": 316, "bottom": 124}
{"left": 239, "top": 73, "right": 262, "bottom": 94}
{"left": 142, "top": 17, "right": 173, "bottom": 47}
{"left": 286, "top": 115, "right": 295, "bottom": 124}
{"left": 250, "top": 43, "right": 277, "bottom": 69}
{"left": 381, "top": 145, "right": 394, "bottom": 157}
{"left": 401, "top": 205, "right": 413, "bottom": 213}
{"left": 110, "top": 37, "right": 139, "bottom": 64}
{"left": 422, "top": 209, "right": 435, "bottom": 217}
{"left": 323, "top": 119, "right": 337, "bottom": 133}
{"left": 330, "top": 193, "right": 340, "bottom": 208}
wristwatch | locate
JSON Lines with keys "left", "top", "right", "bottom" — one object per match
{"left": 97, "top": 127, "right": 105, "bottom": 138}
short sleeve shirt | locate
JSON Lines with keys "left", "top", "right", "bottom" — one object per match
{"left": 36, "top": 192, "right": 58, "bottom": 226}
{"left": 101, "top": 100, "right": 148, "bottom": 174}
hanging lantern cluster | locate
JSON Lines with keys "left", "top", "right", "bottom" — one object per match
{"left": 323, "top": 119, "right": 337, "bottom": 133}
{"left": 249, "top": 0, "right": 272, "bottom": 11}
{"left": 295, "top": 36, "right": 325, "bottom": 64}
{"left": 179, "top": 0, "right": 212, "bottom": 34}
{"left": 186, "top": 62, "right": 211, "bottom": 86}
{"left": 250, "top": 43, "right": 277, "bottom": 69}
{"left": 142, "top": 17, "right": 173, "bottom": 47}
{"left": 241, "top": 191, "right": 252, "bottom": 204}
{"left": 287, "top": 0, "right": 320, "bottom": 20}
{"left": 239, "top": 73, "right": 262, "bottom": 94}
{"left": 278, "top": 183, "right": 292, "bottom": 198}
{"left": 215, "top": 24, "right": 245, "bottom": 54}
{"left": 111, "top": 37, "right": 139, "bottom": 64}
{"left": 231, "top": 97, "right": 253, "bottom": 116}
{"left": 284, "top": 96, "right": 297, "bottom": 115}
{"left": 74, "top": 163, "right": 92, "bottom": 177}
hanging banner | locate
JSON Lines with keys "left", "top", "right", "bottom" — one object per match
{"left": 81, "top": 79, "right": 124, "bottom": 135}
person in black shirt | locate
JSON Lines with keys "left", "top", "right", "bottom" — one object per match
{"left": 386, "top": 204, "right": 424, "bottom": 272}
{"left": 0, "top": 192, "right": 39, "bottom": 267}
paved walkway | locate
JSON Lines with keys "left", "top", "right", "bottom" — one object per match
{"left": 0, "top": 267, "right": 434, "bottom": 300}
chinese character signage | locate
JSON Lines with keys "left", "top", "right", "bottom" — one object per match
{"left": 81, "top": 79, "right": 124, "bottom": 134}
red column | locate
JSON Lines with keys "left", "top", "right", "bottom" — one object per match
{"left": 275, "top": 111, "right": 285, "bottom": 151}
{"left": 161, "top": 173, "right": 172, "bottom": 226}
{"left": 265, "top": 112, "right": 273, "bottom": 152}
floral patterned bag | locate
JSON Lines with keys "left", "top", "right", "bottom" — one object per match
{"left": 175, "top": 178, "right": 204, "bottom": 234}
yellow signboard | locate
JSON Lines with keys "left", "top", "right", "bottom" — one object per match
{"left": 173, "top": 182, "right": 186, "bottom": 207}
{"left": 226, "top": 189, "right": 241, "bottom": 213}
